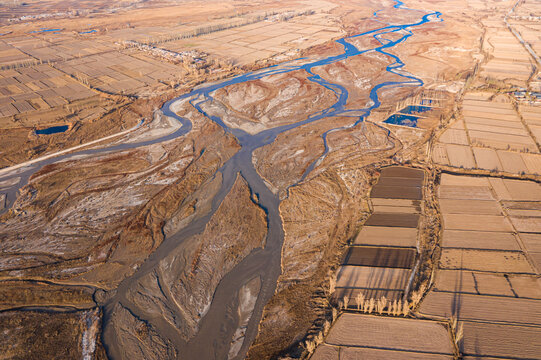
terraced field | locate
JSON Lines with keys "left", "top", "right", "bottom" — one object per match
{"left": 311, "top": 314, "right": 454, "bottom": 360}
{"left": 333, "top": 166, "right": 425, "bottom": 303}
{"left": 419, "top": 174, "right": 541, "bottom": 359}
{"left": 433, "top": 93, "right": 541, "bottom": 174}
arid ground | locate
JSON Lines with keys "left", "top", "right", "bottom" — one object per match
{"left": 0, "top": 0, "right": 540, "bottom": 359}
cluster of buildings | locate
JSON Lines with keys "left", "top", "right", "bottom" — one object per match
{"left": 512, "top": 88, "right": 541, "bottom": 104}
{"left": 122, "top": 41, "right": 207, "bottom": 67}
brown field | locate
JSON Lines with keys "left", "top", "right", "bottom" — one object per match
{"left": 324, "top": 314, "right": 453, "bottom": 355}
{"left": 379, "top": 166, "right": 425, "bottom": 179}
{"left": 441, "top": 230, "right": 520, "bottom": 250}
{"left": 0, "top": 64, "right": 97, "bottom": 117}
{"left": 434, "top": 93, "right": 541, "bottom": 173}
{"left": 433, "top": 270, "right": 520, "bottom": 297}
{"left": 340, "top": 347, "right": 452, "bottom": 360}
{"left": 522, "top": 153, "right": 541, "bottom": 175}
{"left": 471, "top": 147, "right": 502, "bottom": 171}
{"left": 479, "top": 28, "right": 534, "bottom": 86}
{"left": 332, "top": 288, "right": 404, "bottom": 303}
{"left": 442, "top": 144, "right": 476, "bottom": 169}
{"left": 439, "top": 199, "right": 502, "bottom": 215}
{"left": 508, "top": 275, "right": 541, "bottom": 299}
{"left": 519, "top": 233, "right": 541, "bottom": 253}
{"left": 372, "top": 204, "right": 419, "bottom": 213}
{"left": 461, "top": 322, "right": 541, "bottom": 359}
{"left": 353, "top": 226, "right": 418, "bottom": 248}
{"left": 370, "top": 185, "right": 422, "bottom": 200}
{"left": 439, "top": 249, "right": 534, "bottom": 273}
{"left": 311, "top": 344, "right": 339, "bottom": 360}
{"left": 495, "top": 179, "right": 541, "bottom": 201}
{"left": 342, "top": 247, "right": 415, "bottom": 268}
{"left": 157, "top": 15, "right": 344, "bottom": 66}
{"left": 440, "top": 174, "right": 488, "bottom": 186}
{"left": 510, "top": 215, "right": 541, "bottom": 233}
{"left": 364, "top": 213, "right": 420, "bottom": 228}
{"left": 497, "top": 150, "right": 529, "bottom": 174}
{"left": 442, "top": 214, "right": 512, "bottom": 232}
{"left": 431, "top": 143, "right": 450, "bottom": 165}
{"left": 438, "top": 185, "right": 494, "bottom": 200}
{"left": 420, "top": 292, "right": 541, "bottom": 325}
{"left": 438, "top": 128, "right": 469, "bottom": 145}
{"left": 376, "top": 177, "right": 424, "bottom": 188}
{"left": 335, "top": 266, "right": 411, "bottom": 290}
{"left": 370, "top": 198, "right": 421, "bottom": 207}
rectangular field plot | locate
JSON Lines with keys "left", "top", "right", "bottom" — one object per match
{"left": 432, "top": 143, "right": 449, "bottom": 165}
{"left": 375, "top": 177, "right": 423, "bottom": 189}
{"left": 438, "top": 128, "right": 469, "bottom": 145}
{"left": 519, "top": 233, "right": 541, "bottom": 253}
{"left": 439, "top": 249, "right": 534, "bottom": 273}
{"left": 461, "top": 322, "right": 541, "bottom": 359}
{"left": 324, "top": 314, "right": 454, "bottom": 355}
{"left": 470, "top": 131, "right": 537, "bottom": 152}
{"left": 508, "top": 275, "right": 541, "bottom": 299}
{"left": 370, "top": 185, "right": 422, "bottom": 200}
{"left": 379, "top": 166, "right": 425, "bottom": 180}
{"left": 522, "top": 153, "right": 541, "bottom": 175}
{"left": 353, "top": 226, "right": 417, "bottom": 248}
{"left": 433, "top": 270, "right": 515, "bottom": 297}
{"left": 510, "top": 215, "right": 541, "bottom": 233}
{"left": 311, "top": 344, "right": 339, "bottom": 360}
{"left": 0, "top": 64, "right": 96, "bottom": 117}
{"left": 441, "top": 230, "right": 520, "bottom": 250}
{"left": 444, "top": 144, "right": 476, "bottom": 168}
{"left": 433, "top": 270, "right": 478, "bottom": 294}
{"left": 332, "top": 288, "right": 404, "bottom": 304}
{"left": 438, "top": 185, "right": 494, "bottom": 200}
{"left": 342, "top": 247, "right": 415, "bottom": 269}
{"left": 495, "top": 179, "right": 541, "bottom": 201}
{"left": 339, "top": 347, "right": 453, "bottom": 360}
{"left": 159, "top": 19, "right": 344, "bottom": 66}
{"left": 472, "top": 147, "right": 503, "bottom": 171}
{"left": 497, "top": 150, "right": 529, "bottom": 173}
{"left": 442, "top": 214, "right": 512, "bottom": 232}
{"left": 419, "top": 292, "right": 541, "bottom": 325}
{"left": 372, "top": 204, "right": 419, "bottom": 214}
{"left": 463, "top": 116, "right": 524, "bottom": 129}
{"left": 364, "top": 213, "right": 420, "bottom": 228}
{"left": 336, "top": 266, "right": 411, "bottom": 290}
{"left": 370, "top": 198, "right": 421, "bottom": 207}
{"left": 440, "top": 174, "right": 489, "bottom": 186}
{"left": 438, "top": 199, "right": 502, "bottom": 215}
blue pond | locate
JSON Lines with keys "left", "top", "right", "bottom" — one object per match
{"left": 400, "top": 105, "right": 431, "bottom": 114}
{"left": 30, "top": 28, "right": 62, "bottom": 34}
{"left": 79, "top": 29, "right": 97, "bottom": 34}
{"left": 384, "top": 114, "right": 419, "bottom": 127}
{"left": 36, "top": 125, "right": 68, "bottom": 135}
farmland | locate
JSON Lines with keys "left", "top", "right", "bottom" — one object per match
{"left": 433, "top": 94, "right": 541, "bottom": 174}
{"left": 1, "top": 0, "right": 541, "bottom": 359}
{"left": 417, "top": 173, "right": 541, "bottom": 359}
{"left": 331, "top": 166, "right": 425, "bottom": 304}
